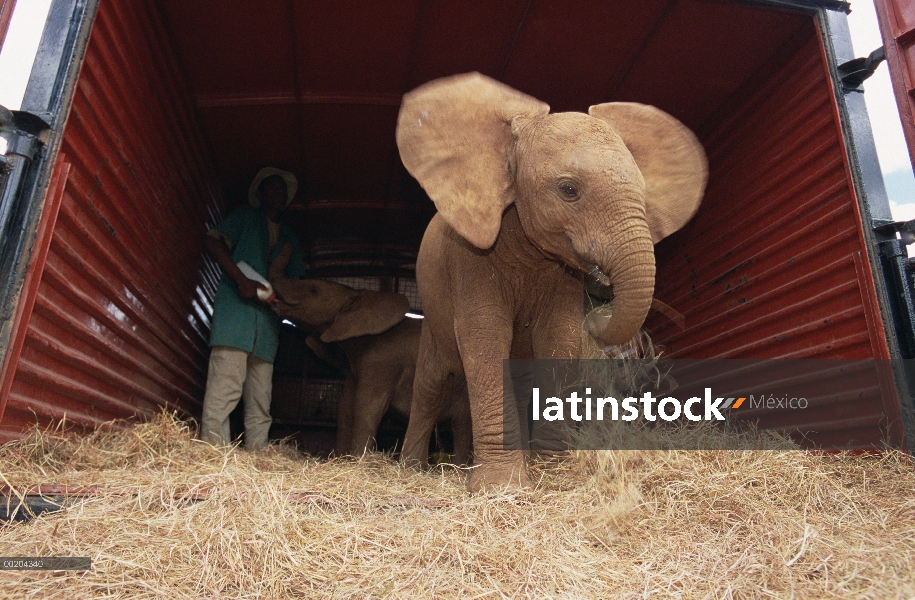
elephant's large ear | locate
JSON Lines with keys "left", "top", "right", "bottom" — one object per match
{"left": 588, "top": 103, "right": 708, "bottom": 244}
{"left": 397, "top": 72, "right": 550, "bottom": 249}
{"left": 320, "top": 292, "right": 411, "bottom": 343}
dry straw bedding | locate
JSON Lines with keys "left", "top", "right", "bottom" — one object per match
{"left": 0, "top": 413, "right": 913, "bottom": 599}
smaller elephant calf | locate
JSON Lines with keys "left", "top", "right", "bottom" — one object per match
{"left": 269, "top": 248, "right": 471, "bottom": 463}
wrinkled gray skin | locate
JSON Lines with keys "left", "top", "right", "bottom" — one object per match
{"left": 395, "top": 73, "right": 707, "bottom": 492}
{"left": 269, "top": 248, "right": 471, "bottom": 462}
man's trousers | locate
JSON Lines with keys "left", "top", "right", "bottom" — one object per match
{"left": 200, "top": 346, "right": 273, "bottom": 450}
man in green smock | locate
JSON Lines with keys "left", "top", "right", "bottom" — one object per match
{"left": 200, "top": 167, "right": 305, "bottom": 449}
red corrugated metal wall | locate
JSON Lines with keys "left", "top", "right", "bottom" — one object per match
{"left": 873, "top": 0, "right": 915, "bottom": 171}
{"left": 646, "top": 25, "right": 903, "bottom": 447}
{"left": 0, "top": 0, "right": 224, "bottom": 441}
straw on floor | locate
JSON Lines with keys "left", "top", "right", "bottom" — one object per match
{"left": 0, "top": 411, "right": 913, "bottom": 599}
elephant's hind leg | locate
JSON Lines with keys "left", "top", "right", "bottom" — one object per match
{"left": 449, "top": 380, "right": 472, "bottom": 466}
{"left": 335, "top": 377, "right": 357, "bottom": 456}
{"left": 348, "top": 377, "right": 394, "bottom": 456}
{"left": 402, "top": 329, "right": 457, "bottom": 467}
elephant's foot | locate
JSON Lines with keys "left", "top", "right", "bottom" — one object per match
{"left": 467, "top": 459, "right": 532, "bottom": 493}
{"left": 400, "top": 426, "right": 432, "bottom": 469}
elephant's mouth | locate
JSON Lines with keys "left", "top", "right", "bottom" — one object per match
{"left": 586, "top": 264, "right": 611, "bottom": 287}
{"left": 269, "top": 283, "right": 301, "bottom": 316}
{"left": 566, "top": 235, "right": 610, "bottom": 286}
{"left": 271, "top": 300, "right": 293, "bottom": 317}
{"left": 585, "top": 270, "right": 614, "bottom": 302}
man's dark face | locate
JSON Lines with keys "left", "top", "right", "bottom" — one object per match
{"left": 258, "top": 175, "right": 288, "bottom": 213}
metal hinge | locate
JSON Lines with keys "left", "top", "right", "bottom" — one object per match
{"left": 838, "top": 46, "right": 887, "bottom": 91}
{"left": 874, "top": 219, "right": 915, "bottom": 359}
{"left": 0, "top": 107, "right": 49, "bottom": 162}
{"left": 875, "top": 218, "right": 915, "bottom": 248}
{"left": 0, "top": 105, "right": 51, "bottom": 276}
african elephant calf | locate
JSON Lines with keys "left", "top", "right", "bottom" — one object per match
{"left": 396, "top": 73, "right": 707, "bottom": 491}
{"left": 269, "top": 248, "right": 471, "bottom": 463}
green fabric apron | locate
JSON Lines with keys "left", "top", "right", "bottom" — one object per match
{"left": 208, "top": 205, "right": 304, "bottom": 363}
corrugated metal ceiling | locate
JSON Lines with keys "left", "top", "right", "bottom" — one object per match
{"left": 156, "top": 0, "right": 811, "bottom": 251}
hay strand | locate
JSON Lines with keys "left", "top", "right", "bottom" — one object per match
{"left": 0, "top": 411, "right": 913, "bottom": 598}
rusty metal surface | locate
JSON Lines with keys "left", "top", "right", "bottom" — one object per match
{"left": 0, "top": 0, "right": 224, "bottom": 442}
{"left": 873, "top": 0, "right": 915, "bottom": 170}
{"left": 0, "top": 157, "right": 69, "bottom": 426}
{"left": 0, "top": 0, "right": 15, "bottom": 51}
{"left": 646, "top": 28, "right": 900, "bottom": 448}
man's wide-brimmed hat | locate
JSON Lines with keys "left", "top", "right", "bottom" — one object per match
{"left": 248, "top": 167, "right": 298, "bottom": 208}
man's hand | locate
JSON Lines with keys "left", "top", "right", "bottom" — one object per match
{"left": 204, "top": 234, "right": 276, "bottom": 306}
{"left": 235, "top": 276, "right": 270, "bottom": 302}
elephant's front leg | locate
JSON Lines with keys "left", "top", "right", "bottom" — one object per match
{"left": 348, "top": 378, "right": 394, "bottom": 455}
{"left": 532, "top": 274, "right": 585, "bottom": 360}
{"left": 456, "top": 306, "right": 529, "bottom": 492}
{"left": 529, "top": 279, "right": 586, "bottom": 456}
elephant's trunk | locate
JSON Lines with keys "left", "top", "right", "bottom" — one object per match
{"left": 269, "top": 276, "right": 295, "bottom": 315}
{"left": 583, "top": 236, "right": 655, "bottom": 347}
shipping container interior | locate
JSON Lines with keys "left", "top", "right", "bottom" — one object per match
{"left": 0, "top": 0, "right": 905, "bottom": 451}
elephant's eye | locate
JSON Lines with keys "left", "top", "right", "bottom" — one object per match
{"left": 558, "top": 181, "right": 579, "bottom": 201}
{"left": 309, "top": 286, "right": 319, "bottom": 295}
